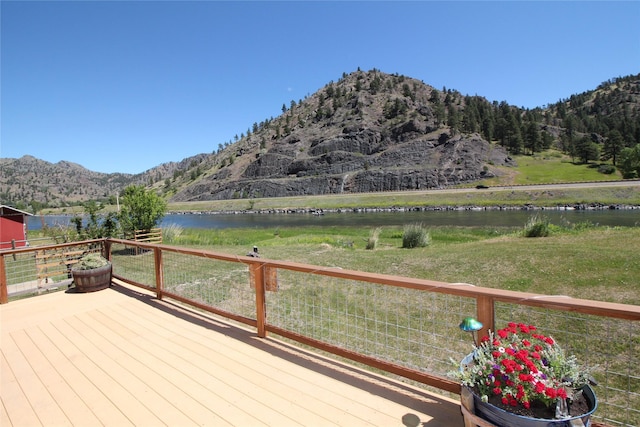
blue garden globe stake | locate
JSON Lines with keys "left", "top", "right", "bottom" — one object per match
{"left": 459, "top": 317, "right": 483, "bottom": 346}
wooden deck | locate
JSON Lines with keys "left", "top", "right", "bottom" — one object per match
{"left": 1, "top": 282, "right": 464, "bottom": 427}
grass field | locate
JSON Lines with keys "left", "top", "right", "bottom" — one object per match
{"left": 165, "top": 222, "right": 640, "bottom": 306}
{"left": 483, "top": 151, "right": 622, "bottom": 186}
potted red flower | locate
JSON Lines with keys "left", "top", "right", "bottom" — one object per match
{"left": 450, "top": 322, "right": 597, "bottom": 426}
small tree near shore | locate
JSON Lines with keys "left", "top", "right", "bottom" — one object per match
{"left": 118, "top": 185, "right": 167, "bottom": 235}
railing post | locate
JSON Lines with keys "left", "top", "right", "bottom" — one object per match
{"left": 0, "top": 253, "right": 7, "bottom": 304}
{"left": 476, "top": 295, "right": 495, "bottom": 339}
{"left": 104, "top": 239, "right": 112, "bottom": 262}
{"left": 252, "top": 261, "right": 267, "bottom": 338}
{"left": 154, "top": 247, "right": 164, "bottom": 300}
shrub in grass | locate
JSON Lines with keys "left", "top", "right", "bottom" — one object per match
{"left": 162, "top": 223, "right": 183, "bottom": 243}
{"left": 522, "top": 214, "right": 550, "bottom": 237}
{"left": 402, "top": 223, "right": 431, "bottom": 248}
{"left": 366, "top": 227, "right": 381, "bottom": 250}
{"left": 598, "top": 164, "right": 616, "bottom": 174}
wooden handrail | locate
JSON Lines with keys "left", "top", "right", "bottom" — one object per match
{"left": 105, "top": 238, "right": 640, "bottom": 323}
{"left": 0, "top": 239, "right": 106, "bottom": 304}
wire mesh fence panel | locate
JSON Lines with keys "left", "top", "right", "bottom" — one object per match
{"left": 266, "top": 268, "right": 478, "bottom": 378}
{"left": 4, "top": 243, "right": 100, "bottom": 299}
{"left": 495, "top": 302, "right": 640, "bottom": 427}
{"left": 4, "top": 251, "right": 40, "bottom": 296}
{"left": 110, "top": 243, "right": 157, "bottom": 287}
{"left": 162, "top": 251, "right": 256, "bottom": 320}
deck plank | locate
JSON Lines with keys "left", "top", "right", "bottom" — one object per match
{"left": 1, "top": 332, "right": 72, "bottom": 426}
{"left": 1, "top": 351, "right": 42, "bottom": 426}
{"left": 10, "top": 328, "right": 101, "bottom": 426}
{"left": 1, "top": 284, "right": 465, "bottom": 427}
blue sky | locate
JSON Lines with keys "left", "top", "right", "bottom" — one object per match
{"left": 2, "top": 1, "right": 639, "bottom": 174}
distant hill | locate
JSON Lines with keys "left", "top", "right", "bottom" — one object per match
{"left": 0, "top": 154, "right": 207, "bottom": 210}
{"left": 2, "top": 69, "right": 638, "bottom": 210}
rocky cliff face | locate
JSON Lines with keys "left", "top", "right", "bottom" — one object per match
{"left": 170, "top": 70, "right": 515, "bottom": 201}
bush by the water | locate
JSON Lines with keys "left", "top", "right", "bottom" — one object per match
{"left": 162, "top": 223, "right": 184, "bottom": 243}
{"left": 366, "top": 227, "right": 381, "bottom": 250}
{"left": 402, "top": 223, "right": 431, "bottom": 248}
{"left": 523, "top": 214, "right": 550, "bottom": 237}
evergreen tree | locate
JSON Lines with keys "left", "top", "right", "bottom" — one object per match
{"left": 602, "top": 129, "right": 625, "bottom": 165}
{"left": 575, "top": 136, "right": 600, "bottom": 164}
{"left": 504, "top": 114, "right": 524, "bottom": 154}
{"left": 447, "top": 105, "right": 460, "bottom": 135}
{"left": 524, "top": 122, "right": 542, "bottom": 154}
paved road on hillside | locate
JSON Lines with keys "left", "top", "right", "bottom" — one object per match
{"left": 433, "top": 180, "right": 640, "bottom": 194}
{"left": 340, "top": 180, "right": 640, "bottom": 200}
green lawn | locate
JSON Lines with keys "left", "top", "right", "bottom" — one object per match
{"left": 166, "top": 224, "right": 640, "bottom": 306}
{"left": 484, "top": 150, "right": 621, "bottom": 186}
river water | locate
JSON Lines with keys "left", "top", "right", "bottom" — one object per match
{"left": 28, "top": 209, "right": 640, "bottom": 230}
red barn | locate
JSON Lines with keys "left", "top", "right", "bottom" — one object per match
{"left": 0, "top": 205, "right": 32, "bottom": 250}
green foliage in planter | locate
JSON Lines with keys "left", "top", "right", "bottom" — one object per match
{"left": 73, "top": 253, "right": 110, "bottom": 270}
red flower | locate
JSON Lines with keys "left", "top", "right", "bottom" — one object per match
{"left": 545, "top": 387, "right": 557, "bottom": 399}
{"left": 519, "top": 373, "right": 533, "bottom": 382}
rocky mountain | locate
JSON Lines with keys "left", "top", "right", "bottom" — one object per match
{"left": 2, "top": 69, "right": 639, "bottom": 210}
{"left": 164, "top": 70, "right": 517, "bottom": 202}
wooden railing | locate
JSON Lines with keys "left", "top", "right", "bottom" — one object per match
{"left": 133, "top": 228, "right": 163, "bottom": 244}
{"left": 0, "top": 239, "right": 104, "bottom": 299}
{"left": 2, "top": 238, "right": 639, "bottom": 425}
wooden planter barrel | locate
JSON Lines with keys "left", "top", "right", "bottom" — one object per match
{"left": 72, "top": 263, "right": 112, "bottom": 292}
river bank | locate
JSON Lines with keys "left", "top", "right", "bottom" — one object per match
{"left": 168, "top": 201, "right": 640, "bottom": 216}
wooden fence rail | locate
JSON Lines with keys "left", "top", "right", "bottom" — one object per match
{"left": 133, "top": 228, "right": 162, "bottom": 244}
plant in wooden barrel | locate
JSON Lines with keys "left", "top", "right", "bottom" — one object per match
{"left": 450, "top": 322, "right": 597, "bottom": 427}
{"left": 71, "top": 253, "right": 112, "bottom": 292}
